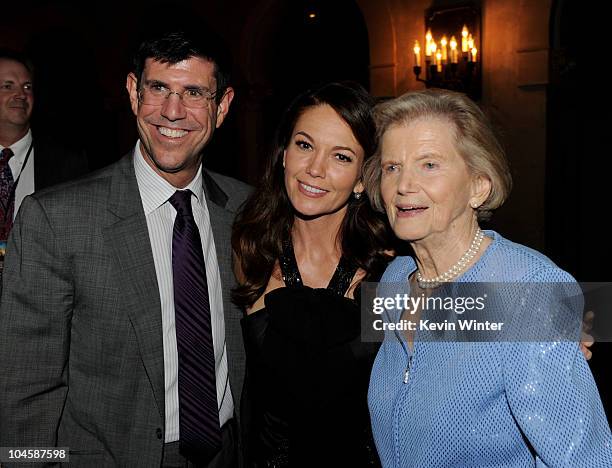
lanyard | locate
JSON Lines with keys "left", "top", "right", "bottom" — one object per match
{"left": 1, "top": 140, "right": 33, "bottom": 221}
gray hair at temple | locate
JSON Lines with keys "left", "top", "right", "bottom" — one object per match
{"left": 363, "top": 89, "right": 512, "bottom": 221}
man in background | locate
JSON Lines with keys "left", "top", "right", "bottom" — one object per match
{"left": 0, "top": 49, "right": 88, "bottom": 270}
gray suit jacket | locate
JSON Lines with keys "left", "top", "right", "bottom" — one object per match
{"left": 0, "top": 152, "right": 250, "bottom": 467}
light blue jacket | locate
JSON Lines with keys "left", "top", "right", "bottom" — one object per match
{"left": 368, "top": 231, "right": 611, "bottom": 467}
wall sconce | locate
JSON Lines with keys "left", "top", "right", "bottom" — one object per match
{"left": 412, "top": 4, "right": 482, "bottom": 100}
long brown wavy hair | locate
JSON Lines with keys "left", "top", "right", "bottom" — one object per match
{"left": 232, "top": 82, "right": 394, "bottom": 308}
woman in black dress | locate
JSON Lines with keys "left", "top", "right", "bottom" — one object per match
{"left": 232, "top": 82, "right": 392, "bottom": 467}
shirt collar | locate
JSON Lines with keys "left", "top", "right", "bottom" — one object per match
{"left": 0, "top": 129, "right": 32, "bottom": 163}
{"left": 133, "top": 140, "right": 204, "bottom": 215}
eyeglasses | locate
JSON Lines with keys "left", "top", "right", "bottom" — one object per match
{"left": 138, "top": 82, "right": 221, "bottom": 108}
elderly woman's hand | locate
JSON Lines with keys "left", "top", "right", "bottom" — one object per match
{"left": 579, "top": 310, "right": 595, "bottom": 360}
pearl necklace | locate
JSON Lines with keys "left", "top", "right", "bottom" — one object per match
{"left": 416, "top": 228, "right": 485, "bottom": 289}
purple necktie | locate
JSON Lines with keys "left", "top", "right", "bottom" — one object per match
{"left": 0, "top": 148, "right": 15, "bottom": 241}
{"left": 169, "top": 190, "right": 222, "bottom": 463}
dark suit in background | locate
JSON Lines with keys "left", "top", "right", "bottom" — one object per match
{"left": 33, "top": 135, "right": 89, "bottom": 190}
{"left": 0, "top": 134, "right": 89, "bottom": 290}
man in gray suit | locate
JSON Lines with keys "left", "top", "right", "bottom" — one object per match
{"left": 0, "top": 30, "right": 249, "bottom": 467}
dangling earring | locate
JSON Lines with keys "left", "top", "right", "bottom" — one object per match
{"left": 353, "top": 191, "right": 363, "bottom": 200}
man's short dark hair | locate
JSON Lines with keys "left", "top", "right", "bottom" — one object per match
{"left": 133, "top": 30, "right": 231, "bottom": 104}
{"left": 0, "top": 48, "right": 35, "bottom": 79}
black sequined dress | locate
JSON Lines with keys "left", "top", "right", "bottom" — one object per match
{"left": 241, "top": 240, "right": 380, "bottom": 467}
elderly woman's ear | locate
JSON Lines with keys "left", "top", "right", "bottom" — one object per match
{"left": 470, "top": 174, "right": 492, "bottom": 209}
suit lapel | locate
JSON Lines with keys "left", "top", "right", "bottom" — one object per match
{"left": 98, "top": 161, "right": 243, "bottom": 423}
{"left": 102, "top": 154, "right": 165, "bottom": 420}
{"left": 202, "top": 170, "right": 228, "bottom": 208}
{"left": 203, "top": 170, "right": 245, "bottom": 416}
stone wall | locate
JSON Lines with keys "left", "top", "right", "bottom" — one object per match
{"left": 357, "top": 0, "right": 552, "bottom": 249}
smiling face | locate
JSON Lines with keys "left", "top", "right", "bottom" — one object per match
{"left": 380, "top": 117, "right": 490, "bottom": 246}
{"left": 0, "top": 58, "right": 34, "bottom": 142}
{"left": 283, "top": 104, "right": 364, "bottom": 220}
{"left": 126, "top": 56, "right": 233, "bottom": 188}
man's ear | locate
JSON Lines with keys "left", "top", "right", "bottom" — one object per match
{"left": 215, "top": 87, "right": 235, "bottom": 128}
{"left": 126, "top": 72, "right": 139, "bottom": 116}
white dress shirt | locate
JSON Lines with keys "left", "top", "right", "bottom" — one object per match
{"left": 133, "top": 142, "right": 233, "bottom": 443}
{"left": 0, "top": 129, "right": 35, "bottom": 219}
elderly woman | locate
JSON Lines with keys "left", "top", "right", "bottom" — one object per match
{"left": 364, "top": 89, "right": 611, "bottom": 466}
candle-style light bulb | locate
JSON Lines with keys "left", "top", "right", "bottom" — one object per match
{"left": 449, "top": 36, "right": 458, "bottom": 64}
{"left": 467, "top": 34, "right": 474, "bottom": 51}
{"left": 414, "top": 40, "right": 421, "bottom": 67}
{"left": 471, "top": 47, "right": 478, "bottom": 62}
{"left": 436, "top": 51, "right": 442, "bottom": 72}
{"left": 440, "top": 35, "right": 448, "bottom": 62}
{"left": 461, "top": 25, "right": 469, "bottom": 52}
{"left": 425, "top": 28, "right": 433, "bottom": 57}
{"left": 430, "top": 41, "right": 437, "bottom": 65}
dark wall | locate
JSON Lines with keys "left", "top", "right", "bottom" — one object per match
{"left": 547, "top": 0, "right": 610, "bottom": 417}
{"left": 2, "top": 0, "right": 370, "bottom": 182}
